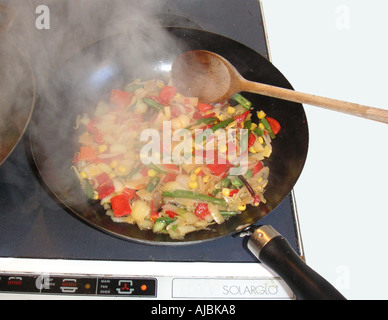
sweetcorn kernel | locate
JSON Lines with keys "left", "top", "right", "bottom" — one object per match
{"left": 189, "top": 181, "right": 198, "bottom": 189}
{"left": 258, "top": 137, "right": 264, "bottom": 145}
{"left": 98, "top": 144, "right": 107, "bottom": 153}
{"left": 203, "top": 175, "right": 210, "bottom": 183}
{"left": 190, "top": 174, "right": 198, "bottom": 182}
{"left": 257, "top": 110, "right": 266, "bottom": 119}
{"left": 249, "top": 146, "right": 257, "bottom": 154}
{"left": 80, "top": 171, "right": 87, "bottom": 179}
{"left": 110, "top": 160, "right": 118, "bottom": 168}
{"left": 194, "top": 167, "right": 202, "bottom": 175}
{"left": 258, "top": 123, "right": 265, "bottom": 130}
{"left": 250, "top": 123, "right": 257, "bottom": 130}
{"left": 238, "top": 204, "right": 247, "bottom": 211}
{"left": 118, "top": 166, "right": 127, "bottom": 173}
{"left": 147, "top": 169, "right": 157, "bottom": 177}
{"left": 227, "top": 106, "right": 236, "bottom": 114}
{"left": 222, "top": 188, "right": 230, "bottom": 196}
{"left": 257, "top": 177, "right": 263, "bottom": 183}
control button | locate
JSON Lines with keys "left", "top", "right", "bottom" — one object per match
{"left": 39, "top": 276, "right": 96, "bottom": 295}
{"left": 116, "top": 280, "right": 134, "bottom": 295}
{"left": 0, "top": 274, "right": 40, "bottom": 293}
{"left": 60, "top": 279, "right": 78, "bottom": 293}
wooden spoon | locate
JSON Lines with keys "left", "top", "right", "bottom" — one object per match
{"left": 171, "top": 50, "right": 388, "bottom": 124}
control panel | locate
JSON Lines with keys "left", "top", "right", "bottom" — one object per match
{"left": 0, "top": 274, "right": 157, "bottom": 297}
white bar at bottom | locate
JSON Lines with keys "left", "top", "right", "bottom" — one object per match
{"left": 172, "top": 278, "right": 294, "bottom": 299}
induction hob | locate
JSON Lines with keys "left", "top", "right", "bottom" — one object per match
{"left": 0, "top": 0, "right": 303, "bottom": 299}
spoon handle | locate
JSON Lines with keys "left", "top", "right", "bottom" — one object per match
{"left": 242, "top": 79, "right": 388, "bottom": 124}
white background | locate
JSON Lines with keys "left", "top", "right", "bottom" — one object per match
{"left": 261, "top": 0, "right": 388, "bottom": 299}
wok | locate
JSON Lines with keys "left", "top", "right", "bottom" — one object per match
{"left": 29, "top": 27, "right": 344, "bottom": 299}
{"left": 0, "top": 6, "right": 35, "bottom": 166}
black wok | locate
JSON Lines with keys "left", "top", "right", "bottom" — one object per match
{"left": 29, "top": 27, "right": 344, "bottom": 299}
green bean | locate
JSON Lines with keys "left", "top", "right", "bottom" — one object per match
{"left": 196, "top": 117, "right": 217, "bottom": 125}
{"left": 146, "top": 176, "right": 160, "bottom": 192}
{"left": 143, "top": 97, "right": 164, "bottom": 111}
{"left": 219, "top": 211, "right": 239, "bottom": 217}
{"left": 162, "top": 190, "right": 227, "bottom": 206}
{"left": 260, "top": 118, "right": 276, "bottom": 139}
{"left": 210, "top": 118, "right": 234, "bottom": 132}
{"left": 232, "top": 93, "right": 252, "bottom": 110}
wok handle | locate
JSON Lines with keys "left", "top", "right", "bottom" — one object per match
{"left": 247, "top": 225, "right": 346, "bottom": 300}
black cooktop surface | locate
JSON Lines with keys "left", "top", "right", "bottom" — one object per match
{"left": 0, "top": 0, "right": 302, "bottom": 262}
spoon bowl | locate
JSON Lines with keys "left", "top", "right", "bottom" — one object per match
{"left": 171, "top": 50, "right": 388, "bottom": 124}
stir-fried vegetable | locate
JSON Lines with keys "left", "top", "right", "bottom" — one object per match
{"left": 72, "top": 78, "right": 280, "bottom": 239}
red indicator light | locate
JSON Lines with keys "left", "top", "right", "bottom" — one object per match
{"left": 8, "top": 277, "right": 22, "bottom": 286}
{"left": 140, "top": 284, "right": 147, "bottom": 291}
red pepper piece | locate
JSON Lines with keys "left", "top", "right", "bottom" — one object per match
{"left": 163, "top": 164, "right": 180, "bottom": 172}
{"left": 95, "top": 172, "right": 115, "bottom": 199}
{"left": 110, "top": 194, "right": 132, "bottom": 217}
{"left": 79, "top": 146, "right": 97, "bottom": 162}
{"left": 150, "top": 212, "right": 159, "bottom": 222}
{"left": 149, "top": 95, "right": 169, "bottom": 106}
{"left": 110, "top": 89, "right": 134, "bottom": 110}
{"left": 122, "top": 188, "right": 137, "bottom": 200}
{"left": 150, "top": 200, "right": 159, "bottom": 222}
{"left": 170, "top": 105, "right": 182, "bottom": 117}
{"left": 192, "top": 111, "right": 203, "bottom": 119}
{"left": 253, "top": 195, "right": 261, "bottom": 205}
{"left": 229, "top": 189, "right": 239, "bottom": 197}
{"left": 162, "top": 172, "right": 177, "bottom": 183}
{"left": 197, "top": 102, "right": 213, "bottom": 113}
{"left": 86, "top": 119, "right": 99, "bottom": 136}
{"left": 206, "top": 163, "right": 232, "bottom": 176}
{"left": 93, "top": 132, "right": 104, "bottom": 144}
{"left": 248, "top": 132, "right": 256, "bottom": 148}
{"left": 252, "top": 162, "right": 263, "bottom": 176}
{"left": 165, "top": 210, "right": 177, "bottom": 218}
{"left": 159, "top": 86, "right": 177, "bottom": 103}
{"left": 203, "top": 112, "right": 216, "bottom": 118}
{"left": 72, "top": 153, "right": 79, "bottom": 164}
{"left": 194, "top": 203, "right": 210, "bottom": 220}
{"left": 196, "top": 170, "right": 204, "bottom": 177}
{"left": 140, "top": 167, "right": 149, "bottom": 177}
{"left": 86, "top": 119, "right": 105, "bottom": 144}
{"left": 95, "top": 172, "right": 111, "bottom": 186}
{"left": 205, "top": 150, "right": 232, "bottom": 176}
{"left": 266, "top": 117, "right": 281, "bottom": 135}
{"left": 97, "top": 183, "right": 115, "bottom": 199}
{"left": 234, "top": 111, "right": 250, "bottom": 123}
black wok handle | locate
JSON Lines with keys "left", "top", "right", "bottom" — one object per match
{"left": 247, "top": 225, "right": 346, "bottom": 300}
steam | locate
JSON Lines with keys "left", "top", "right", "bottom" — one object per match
{"left": 6, "top": 0, "right": 179, "bottom": 92}
{"left": 1, "top": 1, "right": 187, "bottom": 200}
